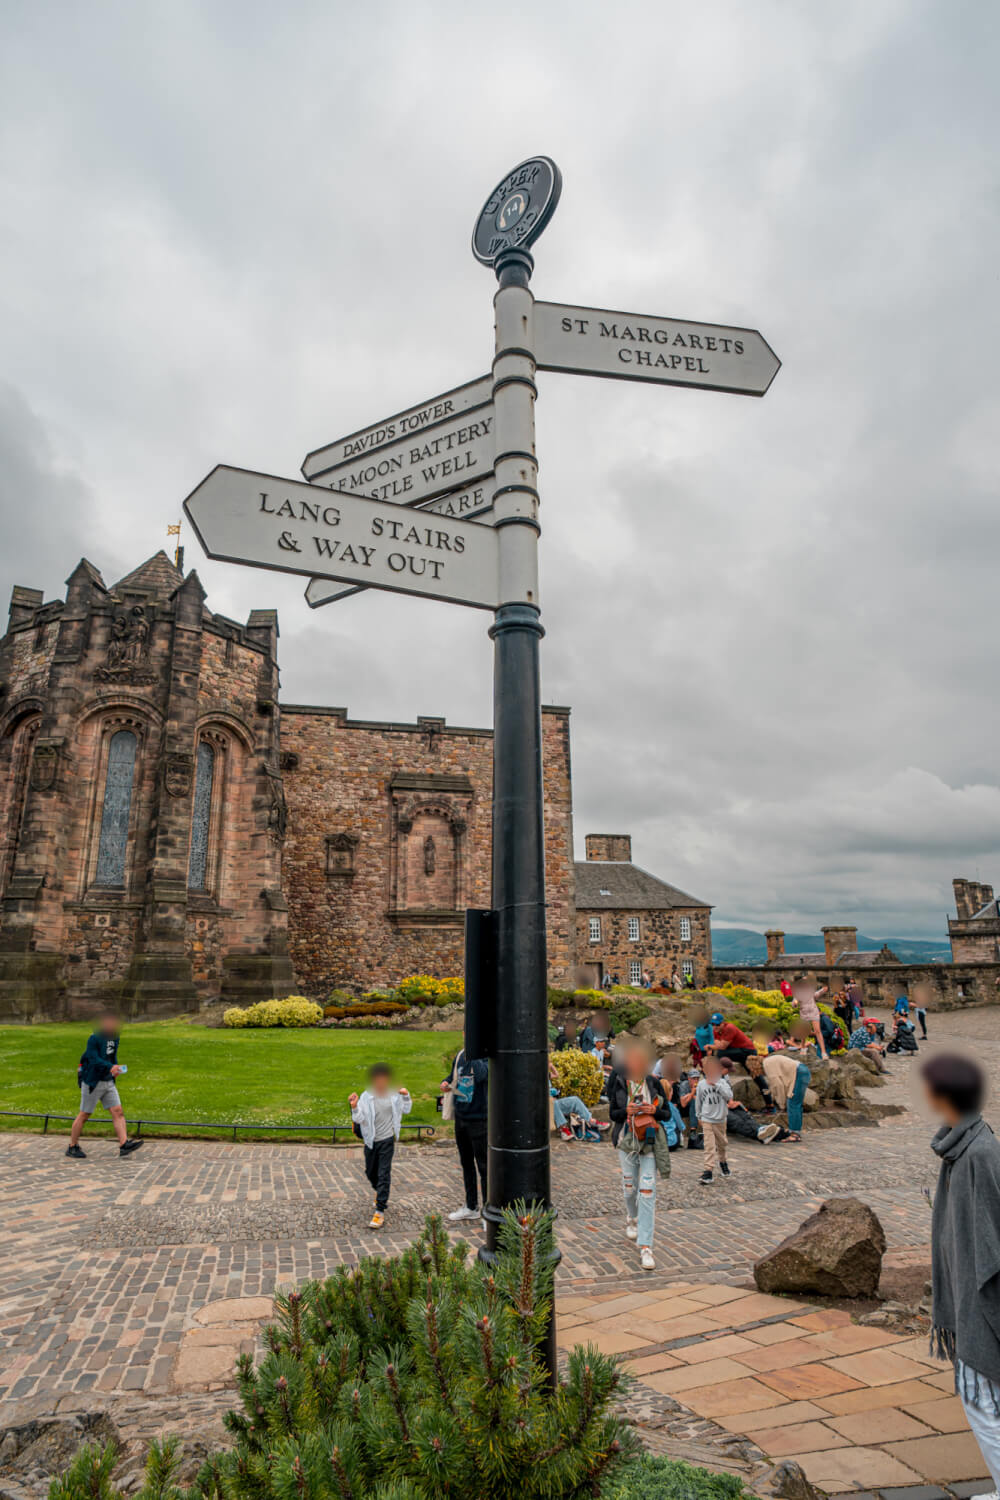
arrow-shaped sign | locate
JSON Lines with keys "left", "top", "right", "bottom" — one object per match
{"left": 183, "top": 465, "right": 499, "bottom": 611}
{"left": 534, "top": 301, "right": 780, "bottom": 396}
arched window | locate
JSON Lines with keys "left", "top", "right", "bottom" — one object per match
{"left": 1, "top": 715, "right": 41, "bottom": 895}
{"left": 188, "top": 741, "right": 215, "bottom": 890}
{"left": 95, "top": 730, "right": 137, "bottom": 887}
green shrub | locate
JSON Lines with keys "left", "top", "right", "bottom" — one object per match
{"left": 549, "top": 1049, "right": 604, "bottom": 1108}
{"left": 395, "top": 974, "right": 464, "bottom": 1007}
{"left": 606, "top": 1454, "right": 753, "bottom": 1500}
{"left": 51, "top": 1212, "right": 637, "bottom": 1500}
{"left": 223, "top": 996, "right": 323, "bottom": 1028}
{"left": 547, "top": 986, "right": 575, "bottom": 1009}
{"left": 607, "top": 999, "right": 651, "bottom": 1033}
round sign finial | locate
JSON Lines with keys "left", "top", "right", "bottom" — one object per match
{"left": 472, "top": 156, "right": 562, "bottom": 270}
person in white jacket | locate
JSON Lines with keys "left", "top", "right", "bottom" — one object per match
{"left": 349, "top": 1063, "right": 412, "bottom": 1229}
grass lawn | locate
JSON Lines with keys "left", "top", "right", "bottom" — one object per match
{"left": 0, "top": 1021, "right": 462, "bottom": 1140}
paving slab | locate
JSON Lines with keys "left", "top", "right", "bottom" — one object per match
{"left": 905, "top": 1395, "right": 972, "bottom": 1434}
{"left": 785, "top": 1445, "right": 922, "bottom": 1488}
{"left": 825, "top": 1408, "right": 938, "bottom": 1444}
{"left": 824, "top": 1349, "right": 949, "bottom": 1388}
{"left": 881, "top": 1432, "right": 993, "bottom": 1483}
{"left": 744, "top": 1420, "right": 849, "bottom": 1456}
{"left": 817, "top": 1378, "right": 950, "bottom": 1415}
{"left": 758, "top": 1363, "right": 865, "bottom": 1400}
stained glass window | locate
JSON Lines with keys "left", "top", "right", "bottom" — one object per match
{"left": 95, "top": 730, "right": 137, "bottom": 887}
{"left": 188, "top": 741, "right": 214, "bottom": 890}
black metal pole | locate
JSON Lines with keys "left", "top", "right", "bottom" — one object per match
{"left": 479, "top": 248, "right": 558, "bottom": 1381}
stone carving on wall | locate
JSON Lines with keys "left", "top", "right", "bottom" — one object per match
{"left": 29, "top": 741, "right": 60, "bottom": 792}
{"left": 263, "top": 763, "right": 288, "bottom": 842}
{"left": 423, "top": 835, "right": 436, "bottom": 875}
{"left": 387, "top": 776, "right": 474, "bottom": 921}
{"left": 164, "top": 752, "right": 194, "bottom": 798}
{"left": 96, "top": 606, "right": 156, "bottom": 685}
{"left": 325, "top": 833, "right": 359, "bottom": 877}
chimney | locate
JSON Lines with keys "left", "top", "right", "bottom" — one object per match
{"left": 585, "top": 834, "right": 632, "bottom": 863}
{"left": 765, "top": 930, "right": 785, "bottom": 962}
{"left": 954, "top": 879, "right": 976, "bottom": 921}
{"left": 822, "top": 925, "right": 858, "bottom": 967}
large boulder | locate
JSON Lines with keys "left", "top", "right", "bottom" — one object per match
{"left": 753, "top": 1197, "right": 886, "bottom": 1298}
{"left": 730, "top": 1075, "right": 765, "bottom": 1111}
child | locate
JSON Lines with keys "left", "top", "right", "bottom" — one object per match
{"left": 349, "top": 1063, "right": 411, "bottom": 1229}
{"left": 691, "top": 1008, "right": 716, "bottom": 1066}
{"left": 695, "top": 1055, "right": 733, "bottom": 1185}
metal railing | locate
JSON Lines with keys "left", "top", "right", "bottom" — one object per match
{"left": 0, "top": 1110, "right": 436, "bottom": 1143}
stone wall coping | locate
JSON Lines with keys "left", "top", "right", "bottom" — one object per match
{"left": 280, "top": 703, "right": 569, "bottom": 734}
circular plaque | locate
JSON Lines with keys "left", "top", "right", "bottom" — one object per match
{"left": 472, "top": 156, "right": 562, "bottom": 267}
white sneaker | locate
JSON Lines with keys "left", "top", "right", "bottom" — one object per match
{"left": 447, "top": 1205, "right": 480, "bottom": 1222}
{"left": 625, "top": 1220, "right": 638, "bottom": 1241}
{"left": 640, "top": 1247, "right": 655, "bottom": 1271}
{"left": 970, "top": 1491, "right": 998, "bottom": 1500}
{"left": 759, "top": 1122, "right": 782, "bottom": 1144}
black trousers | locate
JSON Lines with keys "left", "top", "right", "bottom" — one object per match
{"left": 364, "top": 1136, "right": 395, "bottom": 1211}
{"left": 455, "top": 1118, "right": 488, "bottom": 1210}
{"left": 717, "top": 1046, "right": 755, "bottom": 1068}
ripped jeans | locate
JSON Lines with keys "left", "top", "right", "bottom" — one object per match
{"left": 618, "top": 1146, "right": 656, "bottom": 1248}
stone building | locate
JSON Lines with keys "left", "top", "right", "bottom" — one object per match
{"left": 710, "top": 884, "right": 1000, "bottom": 1010}
{"left": 0, "top": 554, "right": 688, "bottom": 1019}
{"left": 574, "top": 835, "right": 712, "bottom": 989}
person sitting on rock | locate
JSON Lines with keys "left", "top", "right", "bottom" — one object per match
{"left": 653, "top": 1052, "right": 702, "bottom": 1149}
{"left": 704, "top": 1013, "right": 756, "bottom": 1067}
{"left": 553, "top": 1019, "right": 582, "bottom": 1051}
{"left": 848, "top": 1016, "right": 889, "bottom": 1072}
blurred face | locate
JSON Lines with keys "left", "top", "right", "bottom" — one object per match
{"left": 100, "top": 1014, "right": 119, "bottom": 1037}
{"left": 661, "top": 1056, "right": 681, "bottom": 1081}
{"left": 623, "top": 1042, "right": 649, "bottom": 1081}
{"left": 924, "top": 1083, "right": 958, "bottom": 1124}
{"left": 371, "top": 1069, "right": 391, "bottom": 1095}
{"left": 702, "top": 1056, "right": 723, "bottom": 1081}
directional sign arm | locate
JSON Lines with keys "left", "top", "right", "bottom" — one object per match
{"left": 534, "top": 301, "right": 780, "bottom": 397}
{"left": 184, "top": 465, "right": 500, "bottom": 611}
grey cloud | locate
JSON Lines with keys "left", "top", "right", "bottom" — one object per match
{"left": 2, "top": 0, "right": 998, "bottom": 938}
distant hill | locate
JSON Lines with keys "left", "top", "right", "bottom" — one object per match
{"left": 711, "top": 927, "right": 951, "bottom": 966}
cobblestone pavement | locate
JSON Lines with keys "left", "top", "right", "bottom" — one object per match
{"left": 1, "top": 1006, "right": 997, "bottom": 1495}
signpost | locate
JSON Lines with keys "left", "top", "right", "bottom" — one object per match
{"left": 183, "top": 151, "right": 779, "bottom": 1383}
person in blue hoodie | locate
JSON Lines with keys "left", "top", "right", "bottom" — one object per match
{"left": 66, "top": 1013, "right": 143, "bottom": 1160}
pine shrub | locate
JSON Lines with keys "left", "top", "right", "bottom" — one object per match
{"left": 50, "top": 1211, "right": 638, "bottom": 1500}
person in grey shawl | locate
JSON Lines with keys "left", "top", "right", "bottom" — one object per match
{"left": 925, "top": 1053, "right": 1000, "bottom": 1498}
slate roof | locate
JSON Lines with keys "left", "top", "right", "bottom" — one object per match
{"left": 573, "top": 861, "right": 710, "bottom": 911}
{"left": 766, "top": 947, "right": 901, "bottom": 970}
{"left": 112, "top": 551, "right": 184, "bottom": 600}
{"left": 972, "top": 900, "right": 1000, "bottom": 921}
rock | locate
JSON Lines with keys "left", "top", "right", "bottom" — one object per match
{"left": 193, "top": 1296, "right": 274, "bottom": 1326}
{"left": 0, "top": 1434, "right": 17, "bottom": 1466}
{"left": 753, "top": 1197, "right": 887, "bottom": 1298}
{"left": 802, "top": 1088, "right": 819, "bottom": 1111}
{"left": 756, "top": 1460, "right": 824, "bottom": 1500}
{"left": 858, "top": 1308, "right": 892, "bottom": 1326}
{"left": 730, "top": 1076, "right": 765, "bottom": 1111}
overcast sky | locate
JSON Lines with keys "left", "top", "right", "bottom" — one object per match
{"left": 2, "top": 0, "right": 998, "bottom": 938}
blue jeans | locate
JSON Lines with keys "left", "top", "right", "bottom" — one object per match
{"left": 787, "top": 1063, "right": 811, "bottom": 1133}
{"left": 618, "top": 1146, "right": 656, "bottom": 1248}
{"left": 553, "top": 1095, "right": 592, "bottom": 1128}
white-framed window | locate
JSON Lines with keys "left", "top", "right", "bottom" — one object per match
{"left": 629, "top": 960, "right": 643, "bottom": 985}
{"left": 682, "top": 959, "right": 694, "bottom": 981}
{"left": 628, "top": 916, "right": 640, "bottom": 942}
{"left": 680, "top": 916, "right": 692, "bottom": 943}
{"left": 588, "top": 916, "right": 601, "bottom": 943}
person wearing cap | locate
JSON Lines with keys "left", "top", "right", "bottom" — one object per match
{"left": 848, "top": 1016, "right": 889, "bottom": 1073}
{"left": 704, "top": 1013, "right": 756, "bottom": 1068}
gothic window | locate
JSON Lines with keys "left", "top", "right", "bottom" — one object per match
{"left": 1, "top": 714, "right": 40, "bottom": 894}
{"left": 188, "top": 741, "right": 214, "bottom": 890}
{"left": 95, "top": 730, "right": 137, "bottom": 887}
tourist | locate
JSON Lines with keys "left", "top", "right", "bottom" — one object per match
{"left": 704, "top": 1012, "right": 756, "bottom": 1067}
{"left": 442, "top": 1048, "right": 489, "bottom": 1224}
{"left": 691, "top": 1007, "right": 716, "bottom": 1065}
{"left": 725, "top": 1098, "right": 788, "bottom": 1145}
{"left": 749, "top": 1051, "right": 810, "bottom": 1143}
{"left": 792, "top": 976, "right": 830, "bottom": 1060}
{"left": 894, "top": 993, "right": 910, "bottom": 1021}
{"left": 655, "top": 1053, "right": 702, "bottom": 1149}
{"left": 779, "top": 978, "right": 794, "bottom": 1001}
{"left": 844, "top": 976, "right": 863, "bottom": 1024}
{"left": 912, "top": 982, "right": 930, "bottom": 1039}
{"left": 580, "top": 1009, "right": 614, "bottom": 1055}
{"left": 848, "top": 1016, "right": 889, "bottom": 1072}
{"left": 819, "top": 1008, "right": 843, "bottom": 1055}
{"left": 608, "top": 1039, "right": 672, "bottom": 1270}
{"left": 549, "top": 1059, "right": 610, "bottom": 1140}
{"left": 602, "top": 972, "right": 613, "bottom": 992}
{"left": 695, "top": 1054, "right": 734, "bottom": 1185}
{"left": 671, "top": 969, "right": 683, "bottom": 992}
{"left": 349, "top": 1063, "right": 412, "bottom": 1229}
{"left": 553, "top": 1019, "right": 581, "bottom": 1051}
{"left": 66, "top": 1012, "right": 143, "bottom": 1161}
{"left": 641, "top": 969, "right": 652, "bottom": 988}
{"left": 834, "top": 988, "right": 856, "bottom": 1037}
{"left": 923, "top": 1054, "right": 1000, "bottom": 1494}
